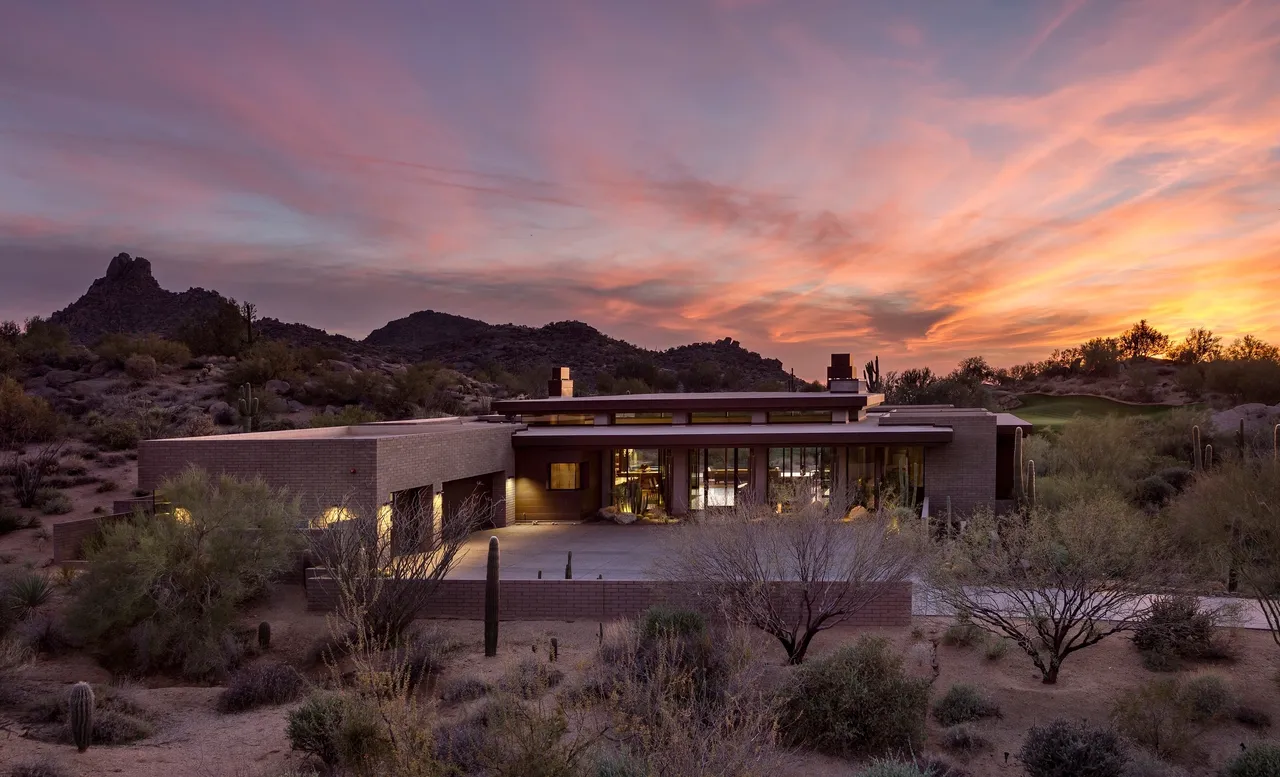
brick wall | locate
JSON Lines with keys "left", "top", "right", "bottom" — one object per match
{"left": 922, "top": 413, "right": 997, "bottom": 515}
{"left": 52, "top": 512, "right": 132, "bottom": 564}
{"left": 305, "top": 573, "right": 911, "bottom": 626}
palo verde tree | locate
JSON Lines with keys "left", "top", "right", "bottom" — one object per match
{"left": 930, "top": 494, "right": 1165, "bottom": 684}
{"left": 661, "top": 486, "right": 922, "bottom": 664}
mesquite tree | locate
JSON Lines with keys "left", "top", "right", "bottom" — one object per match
{"left": 661, "top": 487, "right": 922, "bottom": 664}
{"left": 310, "top": 492, "right": 493, "bottom": 644}
{"left": 929, "top": 495, "right": 1164, "bottom": 684}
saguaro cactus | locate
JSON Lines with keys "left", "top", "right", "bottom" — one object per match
{"left": 565, "top": 551, "right": 573, "bottom": 580}
{"left": 1193, "top": 425, "right": 1203, "bottom": 471}
{"left": 1204, "top": 444, "right": 1214, "bottom": 469}
{"left": 1239, "top": 418, "right": 1247, "bottom": 457}
{"left": 863, "top": 356, "right": 883, "bottom": 392}
{"left": 257, "top": 621, "right": 271, "bottom": 651}
{"left": 68, "top": 681, "right": 94, "bottom": 752}
{"left": 1025, "top": 460, "right": 1036, "bottom": 508}
{"left": 1273, "top": 424, "right": 1278, "bottom": 462}
{"left": 1013, "top": 427, "right": 1025, "bottom": 501}
{"left": 550, "top": 637, "right": 559, "bottom": 663}
{"left": 484, "top": 536, "right": 499, "bottom": 658}
{"left": 238, "top": 383, "right": 260, "bottom": 433}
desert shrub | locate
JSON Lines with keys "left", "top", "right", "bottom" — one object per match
{"left": 393, "top": 626, "right": 456, "bottom": 695}
{"left": 440, "top": 676, "right": 491, "bottom": 704}
{"left": 983, "top": 639, "right": 1009, "bottom": 661}
{"left": 94, "top": 334, "right": 190, "bottom": 368}
{"left": 95, "top": 479, "right": 118, "bottom": 493}
{"left": 1109, "top": 678, "right": 1194, "bottom": 759}
{"left": 89, "top": 419, "right": 140, "bottom": 451}
{"left": 1178, "top": 673, "right": 1233, "bottom": 721}
{"left": 931, "top": 684, "right": 1000, "bottom": 726}
{"left": 940, "top": 619, "right": 985, "bottom": 648}
{"left": 499, "top": 658, "right": 565, "bottom": 700}
{"left": 478, "top": 694, "right": 594, "bottom": 777}
{"left": 16, "top": 614, "right": 72, "bottom": 655}
{"left": 594, "top": 753, "right": 646, "bottom": 777}
{"left": 287, "top": 693, "right": 345, "bottom": 767}
{"left": 180, "top": 414, "right": 218, "bottom": 438}
{"left": 434, "top": 718, "right": 487, "bottom": 773}
{"left": 0, "top": 506, "right": 37, "bottom": 536}
{"left": 940, "top": 724, "right": 988, "bottom": 752}
{"left": 857, "top": 761, "right": 929, "bottom": 777}
{"left": 1134, "top": 476, "right": 1176, "bottom": 509}
{"left": 218, "top": 663, "right": 307, "bottom": 712}
{"left": 7, "top": 760, "right": 68, "bottom": 777}
{"left": 6, "top": 573, "right": 53, "bottom": 618}
{"left": 1019, "top": 719, "right": 1126, "bottom": 777}
{"left": 1224, "top": 744, "right": 1280, "bottom": 777}
{"left": 308, "top": 405, "right": 383, "bottom": 428}
{"left": 779, "top": 636, "right": 929, "bottom": 757}
{"left": 37, "top": 492, "right": 72, "bottom": 516}
{"left": 1156, "top": 467, "right": 1195, "bottom": 493}
{"left": 25, "top": 684, "right": 155, "bottom": 745}
{"left": 58, "top": 457, "right": 88, "bottom": 477}
{"left": 123, "top": 354, "right": 158, "bottom": 381}
{"left": 639, "top": 606, "right": 706, "bottom": 639}
{"left": 68, "top": 467, "right": 300, "bottom": 679}
{"left": 226, "top": 340, "right": 299, "bottom": 386}
{"left": 0, "top": 377, "right": 62, "bottom": 444}
{"left": 1234, "top": 705, "right": 1272, "bottom": 729}
{"left": 1132, "top": 595, "right": 1223, "bottom": 669}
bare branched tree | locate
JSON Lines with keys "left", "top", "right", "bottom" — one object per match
{"left": 662, "top": 486, "right": 923, "bottom": 664}
{"left": 8, "top": 439, "right": 65, "bottom": 508}
{"left": 309, "top": 491, "right": 494, "bottom": 644}
{"left": 929, "top": 495, "right": 1165, "bottom": 684}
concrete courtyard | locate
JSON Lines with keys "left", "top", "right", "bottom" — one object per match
{"left": 447, "top": 523, "right": 677, "bottom": 581}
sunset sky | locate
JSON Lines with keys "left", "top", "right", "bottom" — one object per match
{"left": 1, "top": 0, "right": 1278, "bottom": 378}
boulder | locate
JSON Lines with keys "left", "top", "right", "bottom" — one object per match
{"left": 596, "top": 506, "right": 638, "bottom": 525}
{"left": 1211, "top": 403, "right": 1279, "bottom": 435}
{"left": 325, "top": 359, "right": 356, "bottom": 373}
{"left": 44, "top": 369, "right": 87, "bottom": 388}
{"left": 264, "top": 379, "right": 292, "bottom": 395}
{"left": 208, "top": 401, "right": 234, "bottom": 423}
{"left": 286, "top": 400, "right": 305, "bottom": 413}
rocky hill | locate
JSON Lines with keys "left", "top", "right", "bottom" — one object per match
{"left": 44, "top": 254, "right": 795, "bottom": 391}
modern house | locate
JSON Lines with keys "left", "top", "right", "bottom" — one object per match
{"left": 137, "top": 355, "right": 1031, "bottom": 536}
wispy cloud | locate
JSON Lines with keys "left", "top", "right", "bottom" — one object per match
{"left": 0, "top": 0, "right": 1278, "bottom": 376}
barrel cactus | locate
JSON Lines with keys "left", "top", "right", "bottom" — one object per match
{"left": 68, "top": 681, "right": 94, "bottom": 752}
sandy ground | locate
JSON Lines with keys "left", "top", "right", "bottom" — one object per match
{"left": 3, "top": 580, "right": 1278, "bottom": 777}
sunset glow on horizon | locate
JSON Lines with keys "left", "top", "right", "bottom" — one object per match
{"left": 1, "top": 0, "right": 1278, "bottom": 378}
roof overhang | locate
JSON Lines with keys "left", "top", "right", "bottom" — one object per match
{"left": 492, "top": 391, "right": 881, "bottom": 415}
{"left": 511, "top": 422, "right": 952, "bottom": 448}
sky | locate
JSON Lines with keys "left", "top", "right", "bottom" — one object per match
{"left": 1, "top": 0, "right": 1279, "bottom": 379}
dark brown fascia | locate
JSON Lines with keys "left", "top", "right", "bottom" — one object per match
{"left": 510, "top": 426, "right": 952, "bottom": 448}
{"left": 491, "top": 392, "right": 880, "bottom": 415}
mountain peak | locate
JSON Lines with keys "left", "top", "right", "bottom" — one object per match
{"left": 94, "top": 253, "right": 161, "bottom": 293}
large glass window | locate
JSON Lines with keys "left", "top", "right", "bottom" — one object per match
{"left": 611, "top": 448, "right": 668, "bottom": 514}
{"left": 767, "top": 410, "right": 833, "bottom": 424}
{"left": 612, "top": 412, "right": 673, "bottom": 425}
{"left": 767, "top": 447, "right": 833, "bottom": 511}
{"left": 689, "top": 411, "right": 752, "bottom": 424}
{"left": 523, "top": 414, "right": 595, "bottom": 426}
{"left": 883, "top": 445, "right": 925, "bottom": 509}
{"left": 548, "top": 462, "right": 582, "bottom": 491}
{"left": 689, "top": 448, "right": 752, "bottom": 510}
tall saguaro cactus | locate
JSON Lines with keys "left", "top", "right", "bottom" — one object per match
{"left": 1238, "top": 418, "right": 1247, "bottom": 457}
{"left": 1025, "top": 460, "right": 1037, "bottom": 508}
{"left": 1204, "top": 444, "right": 1214, "bottom": 469}
{"left": 565, "top": 551, "right": 573, "bottom": 580}
{"left": 484, "top": 536, "right": 499, "bottom": 658}
{"left": 68, "top": 681, "right": 94, "bottom": 752}
{"left": 1013, "top": 427, "right": 1025, "bottom": 502}
{"left": 1193, "top": 425, "right": 1203, "bottom": 471}
{"left": 238, "top": 383, "right": 260, "bottom": 433}
{"left": 863, "top": 355, "right": 883, "bottom": 392}
{"left": 1273, "top": 424, "right": 1278, "bottom": 463}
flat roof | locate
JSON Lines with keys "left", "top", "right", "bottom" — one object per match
{"left": 492, "top": 391, "right": 883, "bottom": 414}
{"left": 142, "top": 417, "right": 521, "bottom": 443}
{"left": 510, "top": 422, "right": 952, "bottom": 447}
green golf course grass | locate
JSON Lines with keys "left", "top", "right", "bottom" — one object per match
{"left": 1013, "top": 393, "right": 1195, "bottom": 429}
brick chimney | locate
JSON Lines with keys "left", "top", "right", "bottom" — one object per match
{"left": 826, "top": 354, "right": 862, "bottom": 393}
{"left": 547, "top": 367, "right": 573, "bottom": 397}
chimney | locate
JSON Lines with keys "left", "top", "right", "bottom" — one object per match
{"left": 548, "top": 367, "right": 573, "bottom": 397}
{"left": 826, "top": 353, "right": 862, "bottom": 393}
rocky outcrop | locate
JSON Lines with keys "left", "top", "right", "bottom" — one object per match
{"left": 1210, "top": 403, "right": 1280, "bottom": 435}
{"left": 49, "top": 253, "right": 226, "bottom": 343}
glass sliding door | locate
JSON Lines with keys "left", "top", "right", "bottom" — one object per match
{"left": 611, "top": 448, "right": 668, "bottom": 515}
{"left": 689, "top": 447, "right": 752, "bottom": 510}
{"left": 767, "top": 447, "right": 834, "bottom": 512}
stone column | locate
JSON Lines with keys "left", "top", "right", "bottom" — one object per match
{"left": 669, "top": 449, "right": 689, "bottom": 516}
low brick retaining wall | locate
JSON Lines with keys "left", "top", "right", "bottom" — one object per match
{"left": 52, "top": 512, "right": 133, "bottom": 565}
{"left": 304, "top": 573, "right": 912, "bottom": 626}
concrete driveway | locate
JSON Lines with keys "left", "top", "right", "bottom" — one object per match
{"left": 447, "top": 523, "right": 677, "bottom": 581}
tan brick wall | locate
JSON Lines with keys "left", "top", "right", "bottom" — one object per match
{"left": 305, "top": 574, "right": 911, "bottom": 626}
{"left": 922, "top": 413, "right": 998, "bottom": 515}
{"left": 52, "top": 513, "right": 132, "bottom": 564}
